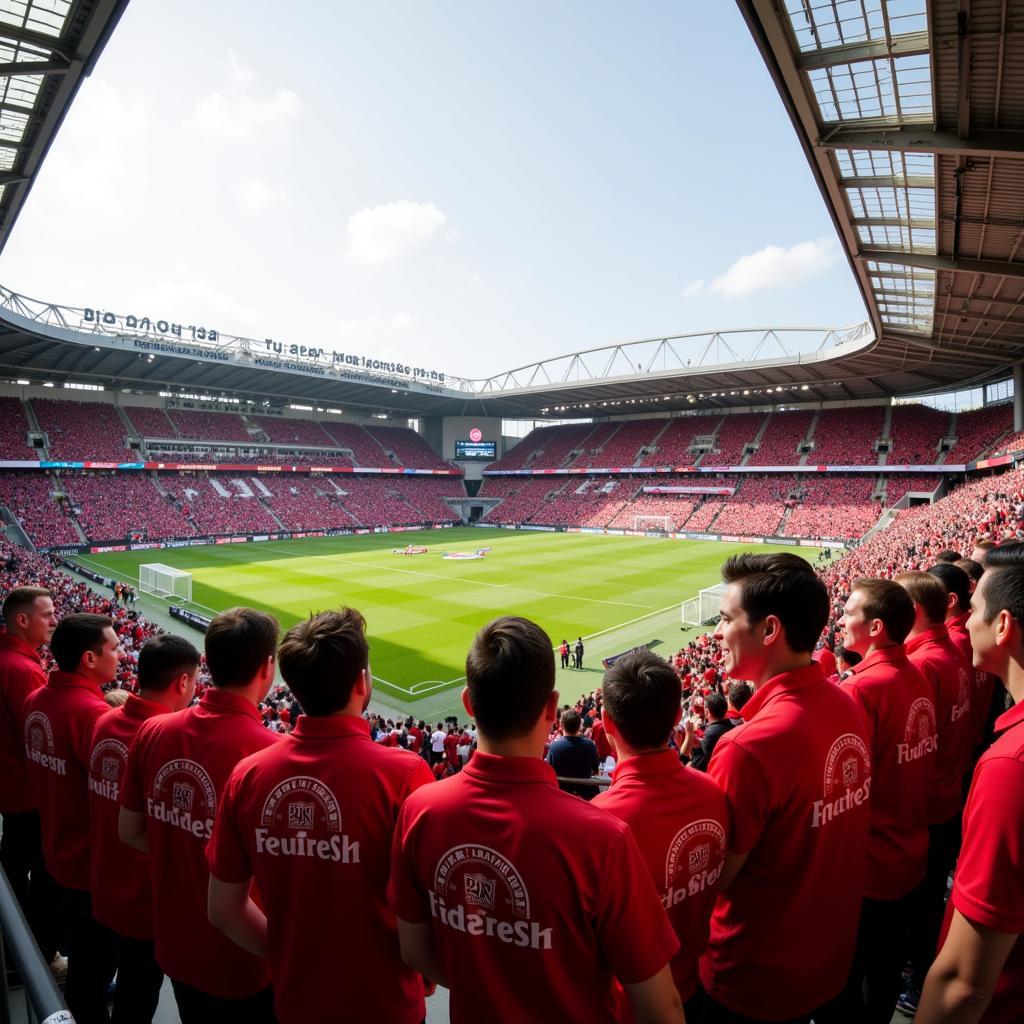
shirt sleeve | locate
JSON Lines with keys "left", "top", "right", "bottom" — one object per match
{"left": 595, "top": 828, "right": 679, "bottom": 984}
{"left": 120, "top": 725, "right": 147, "bottom": 813}
{"left": 206, "top": 767, "right": 252, "bottom": 884}
{"left": 708, "top": 734, "right": 776, "bottom": 856}
{"left": 950, "top": 755, "right": 1024, "bottom": 934}
{"left": 387, "top": 800, "right": 430, "bottom": 924}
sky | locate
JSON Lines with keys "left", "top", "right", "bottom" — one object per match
{"left": 1, "top": 0, "right": 869, "bottom": 381}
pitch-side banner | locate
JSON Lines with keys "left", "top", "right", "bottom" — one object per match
{"left": 485, "top": 463, "right": 964, "bottom": 476}
{"left": 642, "top": 486, "right": 736, "bottom": 495}
{"left": 0, "top": 460, "right": 462, "bottom": 475}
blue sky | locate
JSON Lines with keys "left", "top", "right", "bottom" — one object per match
{"left": 1, "top": 0, "right": 868, "bottom": 379}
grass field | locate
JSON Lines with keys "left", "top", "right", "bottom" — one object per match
{"left": 73, "top": 529, "right": 822, "bottom": 713}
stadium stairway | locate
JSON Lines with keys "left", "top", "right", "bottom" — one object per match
{"left": 798, "top": 411, "right": 820, "bottom": 466}
{"left": 739, "top": 414, "right": 770, "bottom": 466}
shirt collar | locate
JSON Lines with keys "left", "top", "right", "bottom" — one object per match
{"left": 741, "top": 661, "right": 825, "bottom": 721}
{"left": 948, "top": 613, "right": 970, "bottom": 633}
{"left": 994, "top": 697, "right": 1024, "bottom": 736}
{"left": 199, "top": 687, "right": 263, "bottom": 723}
{"left": 0, "top": 632, "right": 42, "bottom": 663}
{"left": 850, "top": 644, "right": 908, "bottom": 675}
{"left": 905, "top": 624, "right": 949, "bottom": 654}
{"left": 123, "top": 693, "right": 173, "bottom": 722}
{"left": 610, "top": 748, "right": 681, "bottom": 784}
{"left": 463, "top": 750, "right": 557, "bottom": 786}
{"left": 47, "top": 669, "right": 104, "bottom": 697}
{"left": 292, "top": 715, "right": 369, "bottom": 740}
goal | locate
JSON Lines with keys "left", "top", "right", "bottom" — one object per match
{"left": 681, "top": 582, "right": 728, "bottom": 628}
{"left": 139, "top": 563, "right": 192, "bottom": 603}
{"left": 632, "top": 514, "right": 674, "bottom": 533}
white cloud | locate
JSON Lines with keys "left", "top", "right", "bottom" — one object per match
{"left": 233, "top": 177, "right": 287, "bottom": 212}
{"left": 345, "top": 200, "right": 450, "bottom": 266}
{"left": 189, "top": 51, "right": 300, "bottom": 140}
{"left": 697, "top": 238, "right": 840, "bottom": 299}
{"left": 681, "top": 278, "right": 705, "bottom": 299}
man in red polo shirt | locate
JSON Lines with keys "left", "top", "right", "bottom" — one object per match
{"left": 208, "top": 608, "right": 434, "bottom": 1024}
{"left": 593, "top": 648, "right": 728, "bottom": 1022}
{"left": 896, "top": 569, "right": 975, "bottom": 1011}
{"left": 700, "top": 553, "right": 871, "bottom": 1023}
{"left": 88, "top": 634, "right": 200, "bottom": 1023}
{"left": 119, "top": 608, "right": 280, "bottom": 1024}
{"left": 836, "top": 578, "right": 936, "bottom": 1022}
{"left": 24, "top": 613, "right": 121, "bottom": 1023}
{"left": 388, "top": 615, "right": 683, "bottom": 1024}
{"left": 917, "top": 543, "right": 1024, "bottom": 1023}
{"left": 0, "top": 586, "right": 62, "bottom": 974}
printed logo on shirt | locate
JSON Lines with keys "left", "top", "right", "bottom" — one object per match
{"left": 88, "top": 738, "right": 129, "bottom": 801}
{"left": 812, "top": 733, "right": 871, "bottom": 829}
{"left": 898, "top": 698, "right": 938, "bottom": 765}
{"left": 951, "top": 668, "right": 971, "bottom": 722}
{"left": 24, "top": 712, "right": 66, "bottom": 775}
{"left": 429, "top": 844, "right": 552, "bottom": 950}
{"left": 255, "top": 775, "right": 360, "bottom": 863}
{"left": 663, "top": 818, "right": 726, "bottom": 909}
{"left": 148, "top": 758, "right": 216, "bottom": 840}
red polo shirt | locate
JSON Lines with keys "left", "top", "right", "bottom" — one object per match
{"left": 23, "top": 670, "right": 108, "bottom": 889}
{"left": 699, "top": 662, "right": 871, "bottom": 1019}
{"left": 590, "top": 717, "right": 613, "bottom": 761}
{"left": 88, "top": 694, "right": 172, "bottom": 939}
{"left": 593, "top": 748, "right": 728, "bottom": 1004}
{"left": 948, "top": 613, "right": 999, "bottom": 750}
{"left": 937, "top": 697, "right": 1024, "bottom": 1024}
{"left": 0, "top": 633, "right": 47, "bottom": 813}
{"left": 208, "top": 714, "right": 433, "bottom": 1024}
{"left": 841, "top": 645, "right": 936, "bottom": 899}
{"left": 121, "top": 688, "right": 279, "bottom": 998}
{"left": 906, "top": 624, "right": 973, "bottom": 823}
{"left": 388, "top": 751, "right": 678, "bottom": 1024}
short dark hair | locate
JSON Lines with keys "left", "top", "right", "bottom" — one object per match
{"left": 601, "top": 650, "right": 681, "bottom": 750}
{"left": 935, "top": 549, "right": 963, "bottom": 563}
{"left": 853, "top": 578, "right": 916, "bottom": 643}
{"left": 705, "top": 692, "right": 728, "bottom": 720}
{"left": 49, "top": 613, "right": 112, "bottom": 672}
{"left": 560, "top": 709, "right": 581, "bottom": 734}
{"left": 2, "top": 586, "right": 51, "bottom": 623}
{"left": 721, "top": 553, "right": 828, "bottom": 653}
{"left": 979, "top": 542, "right": 1024, "bottom": 626}
{"left": 927, "top": 563, "right": 972, "bottom": 615}
{"left": 278, "top": 608, "right": 369, "bottom": 716}
{"left": 465, "top": 616, "right": 554, "bottom": 740}
{"left": 204, "top": 607, "right": 278, "bottom": 687}
{"left": 834, "top": 645, "right": 862, "bottom": 669}
{"left": 727, "top": 680, "right": 753, "bottom": 713}
{"left": 954, "top": 558, "right": 985, "bottom": 583}
{"left": 894, "top": 571, "right": 948, "bottom": 626}
{"left": 137, "top": 635, "right": 201, "bottom": 691}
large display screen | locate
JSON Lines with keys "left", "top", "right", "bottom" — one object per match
{"left": 455, "top": 440, "right": 496, "bottom": 459}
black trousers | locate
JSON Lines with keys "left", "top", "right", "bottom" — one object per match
{"left": 0, "top": 809, "right": 61, "bottom": 962}
{"left": 171, "top": 978, "right": 276, "bottom": 1024}
{"left": 908, "top": 814, "right": 962, "bottom": 992}
{"left": 64, "top": 888, "right": 116, "bottom": 1024}
{"left": 111, "top": 934, "right": 163, "bottom": 1024}
{"left": 698, "top": 996, "right": 812, "bottom": 1024}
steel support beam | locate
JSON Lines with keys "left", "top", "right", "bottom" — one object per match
{"left": 839, "top": 175, "right": 935, "bottom": 189}
{"left": 0, "top": 58, "right": 72, "bottom": 77}
{"left": 795, "top": 31, "right": 930, "bottom": 70}
{"left": 0, "top": 24, "right": 74, "bottom": 62}
{"left": 858, "top": 249, "right": 1024, "bottom": 281}
{"left": 818, "top": 125, "right": 1024, "bottom": 159}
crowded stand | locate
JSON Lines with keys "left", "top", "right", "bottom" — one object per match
{"left": 707, "top": 475, "right": 791, "bottom": 535}
{"left": 61, "top": 474, "right": 194, "bottom": 542}
{"left": 681, "top": 496, "right": 727, "bottom": 531}
{"left": 396, "top": 475, "right": 463, "bottom": 522}
{"left": 159, "top": 476, "right": 282, "bottom": 535}
{"left": 0, "top": 472, "right": 80, "bottom": 547}
{"left": 32, "top": 398, "right": 136, "bottom": 463}
{"left": 988, "top": 428, "right": 1024, "bottom": 457}
{"left": 165, "top": 408, "right": 253, "bottom": 443}
{"left": 746, "top": 410, "right": 813, "bottom": 465}
{"left": 0, "top": 397, "right": 37, "bottom": 459}
{"left": 564, "top": 420, "right": 620, "bottom": 469}
{"left": 639, "top": 413, "right": 723, "bottom": 467}
{"left": 121, "top": 405, "right": 178, "bottom": 438}
{"left": 318, "top": 421, "right": 390, "bottom": 465}
{"left": 884, "top": 473, "right": 943, "bottom": 506}
{"left": 708, "top": 412, "right": 764, "bottom": 465}
{"left": 887, "top": 405, "right": 951, "bottom": 464}
{"left": 808, "top": 406, "right": 885, "bottom": 464}
{"left": 580, "top": 417, "right": 661, "bottom": 467}
{"left": 529, "top": 478, "right": 629, "bottom": 528}
{"left": 365, "top": 425, "right": 452, "bottom": 469}
{"left": 605, "top": 493, "right": 699, "bottom": 531}
{"left": 487, "top": 423, "right": 593, "bottom": 470}
{"left": 944, "top": 403, "right": 1012, "bottom": 462}
{"left": 782, "top": 474, "right": 880, "bottom": 540}
{"left": 249, "top": 415, "right": 335, "bottom": 447}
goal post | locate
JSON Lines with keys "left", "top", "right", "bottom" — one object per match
{"left": 681, "top": 582, "right": 728, "bottom": 627}
{"left": 139, "top": 563, "right": 193, "bottom": 603}
{"left": 632, "top": 514, "right": 674, "bottom": 533}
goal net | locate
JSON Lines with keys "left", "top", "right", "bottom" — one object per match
{"left": 632, "top": 514, "right": 673, "bottom": 533}
{"left": 681, "top": 582, "right": 728, "bottom": 627}
{"left": 139, "top": 563, "right": 192, "bottom": 603}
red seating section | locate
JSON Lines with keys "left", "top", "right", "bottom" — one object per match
{"left": 708, "top": 414, "right": 765, "bottom": 466}
{"left": 33, "top": 399, "right": 135, "bottom": 462}
{"left": 251, "top": 416, "right": 336, "bottom": 447}
{"left": 946, "top": 405, "right": 1013, "bottom": 462}
{"left": 319, "top": 422, "right": 390, "bottom": 466}
{"left": 62, "top": 474, "right": 194, "bottom": 541}
{"left": 810, "top": 408, "right": 885, "bottom": 465}
{"left": 747, "top": 412, "right": 813, "bottom": 466}
{"left": 123, "top": 406, "right": 177, "bottom": 437}
{"left": 888, "top": 405, "right": 950, "bottom": 464}
{"left": 166, "top": 409, "right": 252, "bottom": 443}
{"left": 365, "top": 426, "right": 451, "bottom": 469}
{"left": 0, "top": 472, "right": 80, "bottom": 546}
{"left": 0, "top": 397, "right": 36, "bottom": 459}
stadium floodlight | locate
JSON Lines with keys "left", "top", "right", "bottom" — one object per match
{"left": 632, "top": 514, "right": 674, "bottom": 534}
{"left": 681, "top": 582, "right": 728, "bottom": 628}
{"left": 138, "top": 563, "right": 192, "bottom": 603}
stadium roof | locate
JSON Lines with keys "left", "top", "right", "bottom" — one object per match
{"left": 0, "top": 0, "right": 1020, "bottom": 422}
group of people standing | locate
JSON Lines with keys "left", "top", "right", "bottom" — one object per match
{"left": 559, "top": 635, "right": 585, "bottom": 669}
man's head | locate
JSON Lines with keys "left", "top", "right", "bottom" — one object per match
{"left": 463, "top": 616, "right": 556, "bottom": 741}
{"left": 954, "top": 558, "right": 984, "bottom": 591}
{"left": 49, "top": 613, "right": 119, "bottom": 683}
{"left": 714, "top": 553, "right": 828, "bottom": 682}
{"left": 560, "top": 709, "right": 581, "bottom": 735}
{"left": 2, "top": 586, "right": 56, "bottom": 649}
{"left": 968, "top": 542, "right": 1024, "bottom": 679}
{"left": 204, "top": 607, "right": 278, "bottom": 694}
{"left": 726, "top": 680, "right": 753, "bottom": 715}
{"left": 840, "top": 578, "right": 915, "bottom": 654}
{"left": 970, "top": 540, "right": 996, "bottom": 565}
{"left": 927, "top": 563, "right": 972, "bottom": 619}
{"left": 894, "top": 570, "right": 949, "bottom": 630}
{"left": 833, "top": 645, "right": 862, "bottom": 674}
{"left": 705, "top": 692, "right": 728, "bottom": 722}
{"left": 278, "top": 608, "right": 370, "bottom": 717}
{"left": 137, "top": 634, "right": 201, "bottom": 710}
{"left": 935, "top": 549, "right": 963, "bottom": 563}
{"left": 601, "top": 649, "right": 681, "bottom": 752}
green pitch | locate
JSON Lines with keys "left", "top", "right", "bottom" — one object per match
{"left": 73, "top": 529, "right": 821, "bottom": 711}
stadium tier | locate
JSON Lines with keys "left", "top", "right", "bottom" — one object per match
{"left": 0, "top": 396, "right": 36, "bottom": 459}
{"left": 32, "top": 398, "right": 136, "bottom": 463}
{"left": 122, "top": 405, "right": 178, "bottom": 438}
